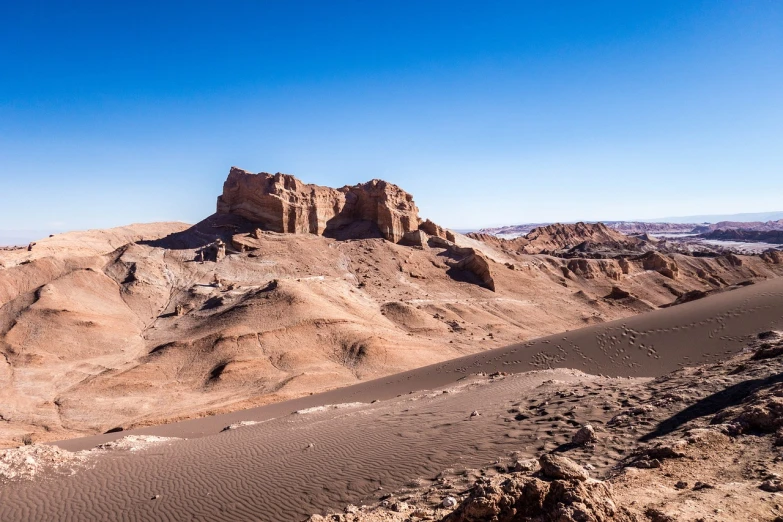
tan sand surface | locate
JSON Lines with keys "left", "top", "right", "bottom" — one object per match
{"left": 0, "top": 277, "right": 782, "bottom": 521}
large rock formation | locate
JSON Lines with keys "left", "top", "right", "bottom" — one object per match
{"left": 522, "top": 222, "right": 644, "bottom": 255}
{"left": 216, "top": 167, "right": 421, "bottom": 243}
{"left": 470, "top": 222, "right": 646, "bottom": 257}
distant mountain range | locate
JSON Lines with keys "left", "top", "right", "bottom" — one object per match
{"left": 644, "top": 211, "right": 783, "bottom": 224}
{"left": 479, "top": 213, "right": 783, "bottom": 239}
{"left": 476, "top": 211, "right": 783, "bottom": 235}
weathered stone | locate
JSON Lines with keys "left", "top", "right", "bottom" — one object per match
{"left": 539, "top": 454, "right": 590, "bottom": 481}
{"left": 572, "top": 424, "right": 597, "bottom": 445}
{"left": 400, "top": 229, "right": 430, "bottom": 248}
{"left": 567, "top": 259, "right": 597, "bottom": 279}
{"left": 761, "top": 249, "right": 783, "bottom": 265}
{"left": 216, "top": 167, "right": 421, "bottom": 243}
{"left": 606, "top": 286, "right": 631, "bottom": 299}
{"left": 198, "top": 239, "right": 226, "bottom": 262}
{"left": 724, "top": 253, "right": 744, "bottom": 267}
{"left": 443, "top": 472, "right": 632, "bottom": 522}
{"left": 761, "top": 479, "right": 783, "bottom": 492}
{"left": 637, "top": 252, "right": 679, "bottom": 279}
{"left": 751, "top": 340, "right": 783, "bottom": 360}
{"left": 428, "top": 237, "right": 496, "bottom": 292}
{"left": 452, "top": 251, "right": 495, "bottom": 292}
{"left": 512, "top": 458, "right": 539, "bottom": 473}
{"left": 419, "top": 218, "right": 455, "bottom": 242}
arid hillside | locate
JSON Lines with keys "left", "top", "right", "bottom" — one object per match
{"left": 3, "top": 281, "right": 783, "bottom": 522}
{"left": 1, "top": 168, "right": 782, "bottom": 447}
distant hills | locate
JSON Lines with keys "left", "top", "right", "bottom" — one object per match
{"left": 645, "top": 211, "right": 783, "bottom": 224}
{"left": 478, "top": 211, "right": 783, "bottom": 238}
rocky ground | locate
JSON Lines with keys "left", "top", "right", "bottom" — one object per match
{"left": 311, "top": 331, "right": 783, "bottom": 522}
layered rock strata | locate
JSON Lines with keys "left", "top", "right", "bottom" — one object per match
{"left": 216, "top": 167, "right": 421, "bottom": 243}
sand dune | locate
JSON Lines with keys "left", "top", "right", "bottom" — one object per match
{"left": 1, "top": 277, "right": 782, "bottom": 521}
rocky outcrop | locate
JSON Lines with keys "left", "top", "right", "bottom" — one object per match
{"left": 564, "top": 259, "right": 622, "bottom": 281}
{"left": 196, "top": 239, "right": 226, "bottom": 262}
{"left": 419, "top": 219, "right": 455, "bottom": 242}
{"left": 429, "top": 236, "right": 496, "bottom": 291}
{"left": 605, "top": 286, "right": 631, "bottom": 299}
{"left": 637, "top": 252, "right": 679, "bottom": 279}
{"left": 762, "top": 249, "right": 783, "bottom": 264}
{"left": 453, "top": 250, "right": 495, "bottom": 292}
{"left": 400, "top": 229, "right": 429, "bottom": 248}
{"left": 713, "top": 335, "right": 783, "bottom": 433}
{"left": 539, "top": 454, "right": 591, "bottom": 481}
{"left": 663, "top": 289, "right": 710, "bottom": 307}
{"left": 566, "top": 259, "right": 596, "bottom": 279}
{"left": 444, "top": 455, "right": 633, "bottom": 522}
{"left": 216, "top": 167, "right": 421, "bottom": 243}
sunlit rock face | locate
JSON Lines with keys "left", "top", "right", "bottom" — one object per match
{"left": 216, "top": 167, "right": 420, "bottom": 243}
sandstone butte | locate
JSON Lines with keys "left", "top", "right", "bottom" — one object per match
{"left": 215, "top": 167, "right": 496, "bottom": 290}
{"left": 217, "top": 167, "right": 422, "bottom": 244}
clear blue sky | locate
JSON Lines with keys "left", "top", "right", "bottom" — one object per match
{"left": 1, "top": 1, "right": 781, "bottom": 242}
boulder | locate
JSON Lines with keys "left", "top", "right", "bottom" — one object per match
{"left": 572, "top": 424, "right": 597, "bottom": 445}
{"left": 539, "top": 454, "right": 590, "bottom": 481}
{"left": 512, "top": 458, "right": 539, "bottom": 473}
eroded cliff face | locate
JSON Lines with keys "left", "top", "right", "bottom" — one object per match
{"left": 216, "top": 167, "right": 420, "bottom": 243}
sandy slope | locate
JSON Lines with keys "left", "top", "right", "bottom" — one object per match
{"left": 317, "top": 332, "right": 783, "bottom": 522}
{"left": 1, "top": 278, "right": 782, "bottom": 521}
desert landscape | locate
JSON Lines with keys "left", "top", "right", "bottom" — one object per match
{"left": 2, "top": 168, "right": 782, "bottom": 448}
{"left": 4, "top": 3, "right": 783, "bottom": 521}
{"left": 2, "top": 169, "right": 783, "bottom": 521}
